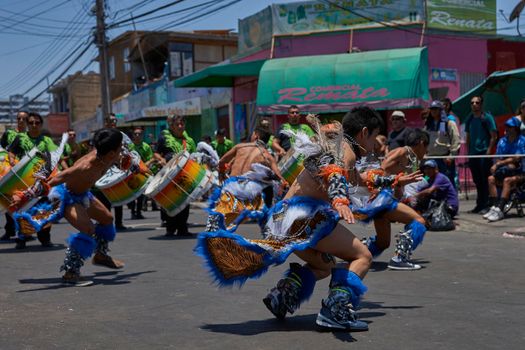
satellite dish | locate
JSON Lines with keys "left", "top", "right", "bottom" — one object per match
{"left": 509, "top": 1, "right": 525, "bottom": 22}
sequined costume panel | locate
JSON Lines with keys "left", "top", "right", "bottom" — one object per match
{"left": 195, "top": 196, "right": 338, "bottom": 286}
{"left": 14, "top": 183, "right": 94, "bottom": 237}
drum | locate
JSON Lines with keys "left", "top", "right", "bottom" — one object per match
{"left": 95, "top": 152, "right": 151, "bottom": 207}
{"left": 0, "top": 148, "right": 49, "bottom": 213}
{"left": 278, "top": 150, "right": 305, "bottom": 185}
{"left": 0, "top": 149, "right": 12, "bottom": 178}
{"left": 144, "top": 151, "right": 214, "bottom": 216}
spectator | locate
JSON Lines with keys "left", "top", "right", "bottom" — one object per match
{"left": 271, "top": 105, "right": 315, "bottom": 156}
{"left": 201, "top": 135, "right": 212, "bottom": 145}
{"left": 441, "top": 97, "right": 459, "bottom": 124}
{"left": 424, "top": 100, "right": 461, "bottom": 186}
{"left": 464, "top": 95, "right": 498, "bottom": 214}
{"left": 415, "top": 160, "right": 459, "bottom": 217}
{"left": 60, "top": 129, "right": 82, "bottom": 169}
{"left": 483, "top": 117, "right": 525, "bottom": 222}
{"left": 387, "top": 110, "right": 411, "bottom": 150}
{"left": 211, "top": 128, "right": 234, "bottom": 158}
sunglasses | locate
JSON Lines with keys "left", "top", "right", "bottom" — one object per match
{"left": 28, "top": 121, "right": 41, "bottom": 125}
{"left": 392, "top": 117, "right": 404, "bottom": 121}
{"left": 471, "top": 101, "right": 481, "bottom": 105}
{"left": 133, "top": 132, "right": 142, "bottom": 136}
{"left": 289, "top": 111, "right": 300, "bottom": 115}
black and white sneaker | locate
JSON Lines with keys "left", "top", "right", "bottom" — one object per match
{"left": 316, "top": 300, "right": 368, "bottom": 331}
{"left": 387, "top": 257, "right": 421, "bottom": 270}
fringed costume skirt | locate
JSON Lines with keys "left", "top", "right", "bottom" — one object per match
{"left": 196, "top": 196, "right": 338, "bottom": 287}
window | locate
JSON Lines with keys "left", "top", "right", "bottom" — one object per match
{"left": 109, "top": 56, "right": 116, "bottom": 80}
{"left": 123, "top": 47, "right": 130, "bottom": 72}
{"left": 169, "top": 42, "right": 193, "bottom": 79}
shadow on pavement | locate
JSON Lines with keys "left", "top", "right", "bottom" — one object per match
{"left": 17, "top": 270, "right": 156, "bottom": 292}
{"left": 148, "top": 234, "right": 197, "bottom": 240}
{"left": 0, "top": 243, "right": 66, "bottom": 254}
{"left": 202, "top": 314, "right": 360, "bottom": 341}
{"left": 360, "top": 300, "right": 423, "bottom": 311}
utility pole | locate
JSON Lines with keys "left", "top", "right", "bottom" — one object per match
{"left": 95, "top": 0, "right": 111, "bottom": 125}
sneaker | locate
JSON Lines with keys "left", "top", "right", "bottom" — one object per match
{"left": 478, "top": 207, "right": 491, "bottom": 215}
{"left": 482, "top": 206, "right": 496, "bottom": 219}
{"left": 176, "top": 230, "right": 193, "bottom": 237}
{"left": 62, "top": 272, "right": 93, "bottom": 287}
{"left": 15, "top": 239, "right": 26, "bottom": 250}
{"left": 387, "top": 257, "right": 421, "bottom": 271}
{"left": 468, "top": 206, "right": 483, "bottom": 214}
{"left": 0, "top": 232, "right": 15, "bottom": 241}
{"left": 263, "top": 288, "right": 288, "bottom": 320}
{"left": 92, "top": 252, "right": 125, "bottom": 269}
{"left": 40, "top": 241, "right": 54, "bottom": 248}
{"left": 487, "top": 207, "right": 504, "bottom": 222}
{"left": 164, "top": 231, "right": 176, "bottom": 237}
{"left": 116, "top": 224, "right": 128, "bottom": 231}
{"left": 263, "top": 276, "right": 302, "bottom": 320}
{"left": 316, "top": 300, "right": 368, "bottom": 331}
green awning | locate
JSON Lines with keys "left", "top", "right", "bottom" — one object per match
{"left": 452, "top": 68, "right": 525, "bottom": 121}
{"left": 173, "top": 59, "right": 266, "bottom": 87}
{"left": 256, "top": 47, "right": 429, "bottom": 114}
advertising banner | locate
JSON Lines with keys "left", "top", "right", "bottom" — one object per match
{"left": 427, "top": 0, "right": 497, "bottom": 34}
{"left": 238, "top": 6, "right": 273, "bottom": 54}
{"left": 271, "top": 0, "right": 423, "bottom": 34}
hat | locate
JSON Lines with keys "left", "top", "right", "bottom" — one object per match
{"left": 391, "top": 110, "right": 405, "bottom": 119}
{"left": 430, "top": 100, "right": 443, "bottom": 109}
{"left": 423, "top": 160, "right": 438, "bottom": 168}
{"left": 505, "top": 117, "right": 521, "bottom": 128}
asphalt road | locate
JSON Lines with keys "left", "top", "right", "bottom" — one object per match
{"left": 1, "top": 200, "right": 524, "bottom": 350}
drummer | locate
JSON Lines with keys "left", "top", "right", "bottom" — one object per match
{"left": 60, "top": 129, "right": 83, "bottom": 170}
{"left": 271, "top": 105, "right": 315, "bottom": 157}
{"left": 0, "top": 111, "right": 27, "bottom": 242}
{"left": 128, "top": 127, "right": 154, "bottom": 220}
{"left": 211, "top": 128, "right": 234, "bottom": 158}
{"left": 154, "top": 114, "right": 197, "bottom": 237}
{"left": 6, "top": 112, "right": 57, "bottom": 249}
{"left": 91, "top": 114, "right": 127, "bottom": 231}
{"left": 11, "top": 128, "right": 126, "bottom": 285}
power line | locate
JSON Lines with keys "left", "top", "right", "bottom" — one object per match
{"left": 107, "top": 0, "right": 186, "bottom": 29}
{"left": 17, "top": 41, "right": 94, "bottom": 112}
{"left": 108, "top": 0, "right": 223, "bottom": 29}
{"left": 0, "top": 7, "right": 92, "bottom": 95}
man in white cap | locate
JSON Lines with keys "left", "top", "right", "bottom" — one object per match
{"left": 387, "top": 110, "right": 411, "bottom": 150}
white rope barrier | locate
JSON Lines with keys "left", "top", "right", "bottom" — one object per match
{"left": 423, "top": 154, "right": 524, "bottom": 159}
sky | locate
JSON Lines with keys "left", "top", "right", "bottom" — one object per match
{"left": 0, "top": 0, "right": 304, "bottom": 101}
{"left": 0, "top": 0, "right": 524, "bottom": 101}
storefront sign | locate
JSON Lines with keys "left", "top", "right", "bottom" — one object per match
{"left": 142, "top": 97, "right": 202, "bottom": 118}
{"left": 431, "top": 68, "right": 458, "bottom": 81}
{"left": 277, "top": 85, "right": 390, "bottom": 104}
{"left": 427, "top": 0, "right": 496, "bottom": 34}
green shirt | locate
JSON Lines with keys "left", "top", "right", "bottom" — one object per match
{"left": 10, "top": 132, "right": 57, "bottom": 159}
{"left": 211, "top": 138, "right": 234, "bottom": 158}
{"left": 156, "top": 130, "right": 196, "bottom": 161}
{"left": 129, "top": 141, "right": 154, "bottom": 162}
{"left": 465, "top": 112, "right": 497, "bottom": 155}
{"left": 1, "top": 129, "right": 20, "bottom": 147}
{"left": 272, "top": 123, "right": 315, "bottom": 151}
